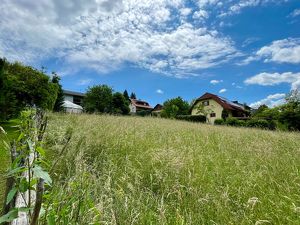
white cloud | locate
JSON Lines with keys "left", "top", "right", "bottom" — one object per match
{"left": 244, "top": 72, "right": 300, "bottom": 90}
{"left": 193, "top": 10, "right": 209, "bottom": 20}
{"left": 242, "top": 38, "right": 300, "bottom": 65}
{"left": 196, "top": 0, "right": 219, "bottom": 8}
{"left": 257, "top": 38, "right": 300, "bottom": 64}
{"left": 222, "top": 0, "right": 288, "bottom": 16}
{"left": 0, "top": 0, "right": 241, "bottom": 78}
{"left": 219, "top": 88, "right": 227, "bottom": 93}
{"left": 77, "top": 79, "right": 92, "bottom": 85}
{"left": 156, "top": 89, "right": 164, "bottom": 94}
{"left": 249, "top": 93, "right": 286, "bottom": 108}
{"left": 210, "top": 79, "right": 223, "bottom": 84}
{"left": 290, "top": 8, "right": 300, "bottom": 17}
{"left": 180, "top": 8, "right": 192, "bottom": 16}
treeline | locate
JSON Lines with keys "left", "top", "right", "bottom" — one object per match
{"left": 83, "top": 85, "right": 132, "bottom": 115}
{"left": 214, "top": 90, "right": 300, "bottom": 131}
{"left": 0, "top": 58, "right": 64, "bottom": 121}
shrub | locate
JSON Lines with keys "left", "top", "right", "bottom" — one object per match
{"left": 136, "top": 110, "right": 152, "bottom": 117}
{"left": 246, "top": 119, "right": 276, "bottom": 130}
{"left": 176, "top": 115, "right": 206, "bottom": 123}
{"left": 214, "top": 119, "right": 224, "bottom": 125}
{"left": 221, "top": 109, "right": 229, "bottom": 120}
{"left": 224, "top": 117, "right": 240, "bottom": 126}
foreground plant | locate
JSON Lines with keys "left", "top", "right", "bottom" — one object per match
{"left": 0, "top": 110, "right": 51, "bottom": 224}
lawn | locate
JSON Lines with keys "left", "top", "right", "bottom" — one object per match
{"left": 42, "top": 114, "right": 300, "bottom": 224}
{"left": 0, "top": 119, "right": 20, "bottom": 213}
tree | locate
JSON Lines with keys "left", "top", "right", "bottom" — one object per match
{"left": 123, "top": 90, "right": 130, "bottom": 101}
{"left": 196, "top": 103, "right": 214, "bottom": 123}
{"left": 112, "top": 92, "right": 130, "bottom": 115}
{"left": 83, "top": 85, "right": 113, "bottom": 113}
{"left": 278, "top": 90, "right": 300, "bottom": 130}
{"left": 7, "top": 62, "right": 58, "bottom": 110}
{"left": 221, "top": 109, "right": 229, "bottom": 120}
{"left": 0, "top": 58, "right": 19, "bottom": 121}
{"left": 252, "top": 104, "right": 269, "bottom": 117}
{"left": 130, "top": 92, "right": 136, "bottom": 99}
{"left": 0, "top": 59, "right": 58, "bottom": 120}
{"left": 161, "top": 97, "right": 190, "bottom": 118}
{"left": 51, "top": 72, "right": 64, "bottom": 112}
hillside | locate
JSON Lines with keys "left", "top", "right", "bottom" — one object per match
{"left": 40, "top": 114, "right": 300, "bottom": 224}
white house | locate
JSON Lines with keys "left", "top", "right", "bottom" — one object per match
{"left": 63, "top": 90, "right": 85, "bottom": 113}
{"left": 62, "top": 100, "right": 83, "bottom": 113}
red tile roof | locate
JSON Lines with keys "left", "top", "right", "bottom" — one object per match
{"left": 130, "top": 99, "right": 153, "bottom": 109}
{"left": 152, "top": 104, "right": 163, "bottom": 112}
{"left": 193, "top": 92, "right": 246, "bottom": 112}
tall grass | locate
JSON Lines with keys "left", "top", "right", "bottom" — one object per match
{"left": 43, "top": 114, "right": 300, "bottom": 224}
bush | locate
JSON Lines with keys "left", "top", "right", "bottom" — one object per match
{"left": 246, "top": 119, "right": 276, "bottom": 130}
{"left": 214, "top": 119, "right": 224, "bottom": 125}
{"left": 224, "top": 117, "right": 240, "bottom": 126}
{"left": 136, "top": 110, "right": 152, "bottom": 117}
{"left": 176, "top": 115, "right": 206, "bottom": 123}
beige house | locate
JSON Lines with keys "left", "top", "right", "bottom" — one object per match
{"left": 191, "top": 92, "right": 248, "bottom": 124}
{"left": 129, "top": 99, "right": 153, "bottom": 114}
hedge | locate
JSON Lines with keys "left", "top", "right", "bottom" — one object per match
{"left": 176, "top": 115, "right": 206, "bottom": 123}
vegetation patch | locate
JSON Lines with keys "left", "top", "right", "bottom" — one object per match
{"left": 41, "top": 114, "right": 300, "bottom": 224}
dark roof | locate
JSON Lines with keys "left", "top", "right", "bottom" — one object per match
{"left": 130, "top": 99, "right": 153, "bottom": 109}
{"left": 152, "top": 104, "right": 163, "bottom": 111}
{"left": 63, "top": 90, "right": 85, "bottom": 97}
{"left": 193, "top": 92, "right": 246, "bottom": 112}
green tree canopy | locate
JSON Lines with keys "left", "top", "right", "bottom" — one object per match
{"left": 83, "top": 85, "right": 113, "bottom": 113}
{"left": 130, "top": 92, "right": 136, "bottom": 99}
{"left": 123, "top": 90, "right": 130, "bottom": 101}
{"left": 112, "top": 92, "right": 130, "bottom": 115}
{"left": 161, "top": 97, "right": 190, "bottom": 118}
{"left": 0, "top": 58, "right": 58, "bottom": 120}
{"left": 278, "top": 90, "right": 300, "bottom": 130}
{"left": 51, "top": 72, "right": 64, "bottom": 112}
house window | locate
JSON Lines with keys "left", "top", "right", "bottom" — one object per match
{"left": 73, "top": 96, "right": 82, "bottom": 106}
{"left": 210, "top": 112, "right": 216, "bottom": 117}
{"left": 203, "top": 100, "right": 209, "bottom": 106}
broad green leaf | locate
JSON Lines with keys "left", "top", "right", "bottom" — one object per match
{"left": 19, "top": 177, "right": 29, "bottom": 193}
{"left": 6, "top": 187, "right": 17, "bottom": 205}
{"left": 6, "top": 167, "right": 26, "bottom": 176}
{"left": 17, "top": 132, "right": 24, "bottom": 142}
{"left": 3, "top": 140, "right": 10, "bottom": 150}
{"left": 36, "top": 146, "right": 45, "bottom": 157}
{"left": 0, "top": 208, "right": 18, "bottom": 223}
{"left": 18, "top": 207, "right": 32, "bottom": 212}
{"left": 32, "top": 166, "right": 52, "bottom": 185}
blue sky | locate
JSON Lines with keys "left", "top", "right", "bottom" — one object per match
{"left": 1, "top": 0, "right": 300, "bottom": 108}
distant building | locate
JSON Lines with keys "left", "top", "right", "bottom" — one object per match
{"left": 190, "top": 92, "right": 249, "bottom": 124}
{"left": 63, "top": 90, "right": 85, "bottom": 113}
{"left": 63, "top": 90, "right": 85, "bottom": 106}
{"left": 129, "top": 98, "right": 153, "bottom": 113}
{"left": 62, "top": 100, "right": 83, "bottom": 113}
{"left": 151, "top": 104, "right": 163, "bottom": 116}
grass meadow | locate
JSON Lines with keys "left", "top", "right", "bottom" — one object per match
{"left": 40, "top": 114, "right": 300, "bottom": 224}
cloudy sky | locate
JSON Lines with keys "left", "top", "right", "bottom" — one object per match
{"left": 1, "top": 0, "right": 300, "bottom": 108}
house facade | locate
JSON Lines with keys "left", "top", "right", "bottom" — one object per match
{"left": 129, "top": 99, "right": 153, "bottom": 113}
{"left": 63, "top": 90, "right": 85, "bottom": 113}
{"left": 63, "top": 90, "right": 85, "bottom": 106}
{"left": 191, "top": 92, "right": 248, "bottom": 124}
{"left": 151, "top": 104, "right": 163, "bottom": 116}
